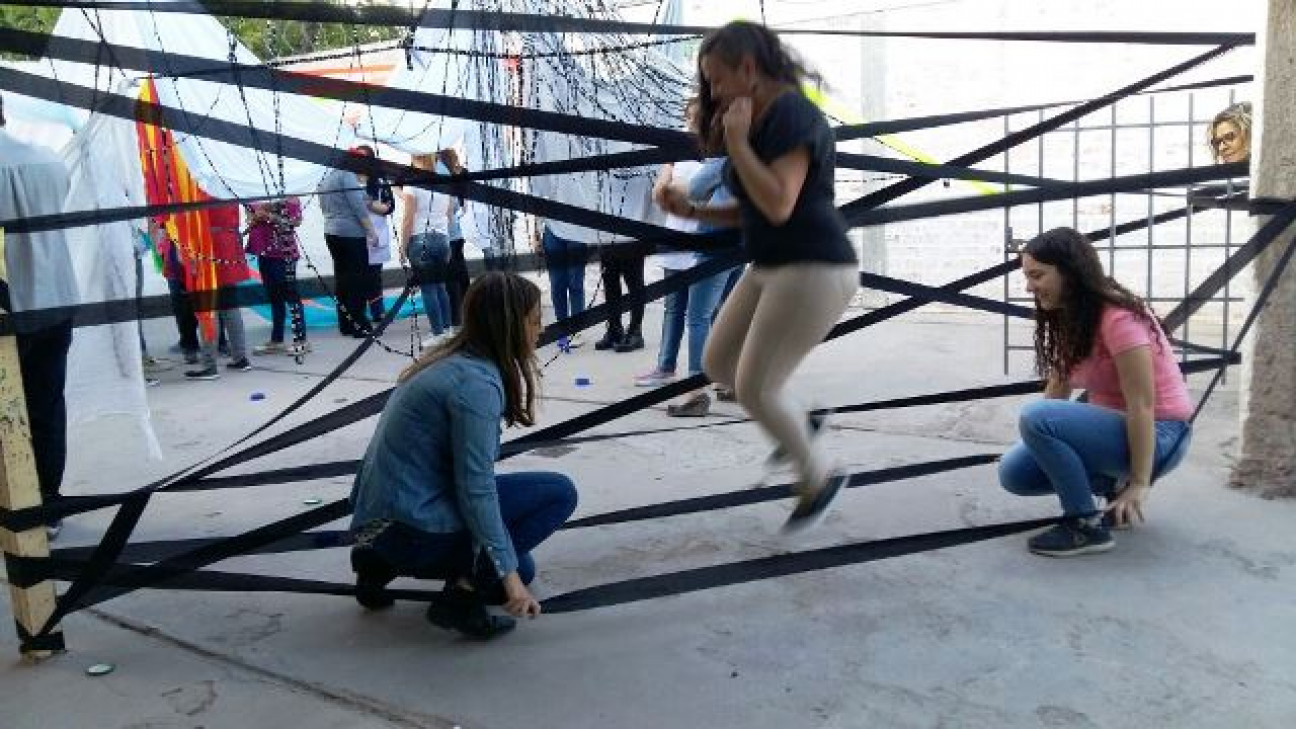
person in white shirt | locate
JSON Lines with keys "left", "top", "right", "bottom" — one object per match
{"left": 400, "top": 153, "right": 453, "bottom": 339}
{"left": 0, "top": 95, "right": 79, "bottom": 535}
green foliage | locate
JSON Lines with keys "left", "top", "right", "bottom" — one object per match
{"left": 0, "top": 2, "right": 404, "bottom": 61}
{"left": 0, "top": 4, "right": 60, "bottom": 59}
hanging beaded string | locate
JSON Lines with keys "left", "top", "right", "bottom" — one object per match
{"left": 123, "top": 0, "right": 701, "bottom": 365}
{"left": 263, "top": 16, "right": 310, "bottom": 355}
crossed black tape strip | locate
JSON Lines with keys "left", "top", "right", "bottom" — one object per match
{"left": 0, "top": 15, "right": 1283, "bottom": 649}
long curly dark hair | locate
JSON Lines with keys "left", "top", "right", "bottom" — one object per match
{"left": 1024, "top": 228, "right": 1159, "bottom": 379}
{"left": 695, "top": 21, "right": 822, "bottom": 155}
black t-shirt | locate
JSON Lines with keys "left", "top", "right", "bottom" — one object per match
{"left": 366, "top": 177, "right": 395, "bottom": 216}
{"left": 725, "top": 91, "right": 856, "bottom": 267}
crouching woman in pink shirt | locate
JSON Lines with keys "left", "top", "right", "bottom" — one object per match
{"left": 999, "top": 228, "right": 1193, "bottom": 557}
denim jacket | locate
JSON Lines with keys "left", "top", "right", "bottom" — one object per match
{"left": 688, "top": 157, "right": 735, "bottom": 235}
{"left": 350, "top": 352, "right": 518, "bottom": 576}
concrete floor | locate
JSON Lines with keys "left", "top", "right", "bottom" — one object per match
{"left": 3, "top": 300, "right": 1295, "bottom": 729}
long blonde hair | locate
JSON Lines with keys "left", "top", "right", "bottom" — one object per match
{"left": 398, "top": 272, "right": 542, "bottom": 427}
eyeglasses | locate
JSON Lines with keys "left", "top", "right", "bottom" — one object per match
{"left": 1211, "top": 130, "right": 1240, "bottom": 149}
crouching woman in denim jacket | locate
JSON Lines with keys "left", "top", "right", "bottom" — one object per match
{"left": 350, "top": 272, "right": 577, "bottom": 638}
{"left": 999, "top": 228, "right": 1193, "bottom": 557}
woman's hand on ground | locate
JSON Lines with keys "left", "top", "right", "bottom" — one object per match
{"left": 502, "top": 572, "right": 541, "bottom": 618}
{"left": 1106, "top": 482, "right": 1149, "bottom": 527}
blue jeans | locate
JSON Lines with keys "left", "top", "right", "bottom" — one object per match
{"left": 542, "top": 227, "right": 587, "bottom": 322}
{"left": 257, "top": 255, "right": 301, "bottom": 343}
{"left": 365, "top": 472, "right": 577, "bottom": 591}
{"left": 998, "top": 399, "right": 1193, "bottom": 517}
{"left": 657, "top": 264, "right": 728, "bottom": 375}
{"left": 411, "top": 232, "right": 452, "bottom": 335}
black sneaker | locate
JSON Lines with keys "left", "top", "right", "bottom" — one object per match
{"left": 614, "top": 332, "right": 645, "bottom": 352}
{"left": 226, "top": 358, "right": 252, "bottom": 372}
{"left": 184, "top": 366, "right": 220, "bottom": 381}
{"left": 784, "top": 469, "right": 848, "bottom": 532}
{"left": 594, "top": 329, "right": 624, "bottom": 351}
{"left": 1028, "top": 516, "right": 1114, "bottom": 557}
{"left": 350, "top": 546, "right": 397, "bottom": 610}
{"left": 425, "top": 583, "right": 516, "bottom": 639}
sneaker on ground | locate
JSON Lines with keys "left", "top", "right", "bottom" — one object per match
{"left": 184, "top": 366, "right": 220, "bottom": 381}
{"left": 253, "top": 341, "right": 287, "bottom": 355}
{"left": 226, "top": 358, "right": 253, "bottom": 372}
{"left": 425, "top": 583, "right": 516, "bottom": 639}
{"left": 784, "top": 468, "right": 848, "bottom": 532}
{"left": 351, "top": 546, "right": 397, "bottom": 611}
{"left": 614, "top": 332, "right": 645, "bottom": 352}
{"left": 1027, "top": 516, "right": 1114, "bottom": 557}
{"left": 593, "top": 329, "right": 623, "bottom": 351}
{"left": 634, "top": 368, "right": 676, "bottom": 387}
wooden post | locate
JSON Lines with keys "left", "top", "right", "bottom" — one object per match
{"left": 0, "top": 227, "right": 64, "bottom": 659}
{"left": 1232, "top": 0, "right": 1296, "bottom": 497}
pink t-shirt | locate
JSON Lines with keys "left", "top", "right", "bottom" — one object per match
{"left": 1067, "top": 305, "right": 1193, "bottom": 421}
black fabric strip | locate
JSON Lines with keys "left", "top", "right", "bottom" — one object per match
{"left": 0, "top": 27, "right": 693, "bottom": 149}
{"left": 40, "top": 492, "right": 150, "bottom": 634}
{"left": 1190, "top": 211, "right": 1296, "bottom": 422}
{"left": 51, "top": 529, "right": 356, "bottom": 565}
{"left": 833, "top": 75, "right": 1252, "bottom": 142}
{"left": 565, "top": 455, "right": 1001, "bottom": 529}
{"left": 0, "top": 215, "right": 1248, "bottom": 534}
{"left": 848, "top": 163, "right": 1247, "bottom": 227}
{"left": 0, "top": 39, "right": 1237, "bottom": 249}
{"left": 4, "top": 553, "right": 42, "bottom": 589}
{"left": 841, "top": 45, "right": 1236, "bottom": 218}
{"left": 836, "top": 153, "right": 1065, "bottom": 188}
{"left": 15, "top": 621, "right": 64, "bottom": 653}
{"left": 4, "top": 3, "right": 1255, "bottom": 45}
{"left": 62, "top": 499, "right": 352, "bottom": 616}
{"left": 541, "top": 517, "right": 1056, "bottom": 614}
{"left": 0, "top": 65, "right": 698, "bottom": 248}
{"left": 25, "top": 517, "right": 1056, "bottom": 615}
{"left": 24, "top": 556, "right": 443, "bottom": 602}
{"left": 1161, "top": 201, "right": 1296, "bottom": 332}
{"left": 858, "top": 271, "right": 1033, "bottom": 318}
{"left": 46, "top": 453, "right": 1002, "bottom": 564}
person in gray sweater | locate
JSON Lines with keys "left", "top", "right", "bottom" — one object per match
{"left": 317, "top": 155, "right": 379, "bottom": 337}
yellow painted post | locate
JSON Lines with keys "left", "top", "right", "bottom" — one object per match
{"left": 0, "top": 227, "right": 64, "bottom": 660}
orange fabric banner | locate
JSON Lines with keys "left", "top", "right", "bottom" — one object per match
{"left": 135, "top": 79, "right": 248, "bottom": 339}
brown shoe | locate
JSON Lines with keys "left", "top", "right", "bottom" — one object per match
{"left": 667, "top": 392, "right": 711, "bottom": 417}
